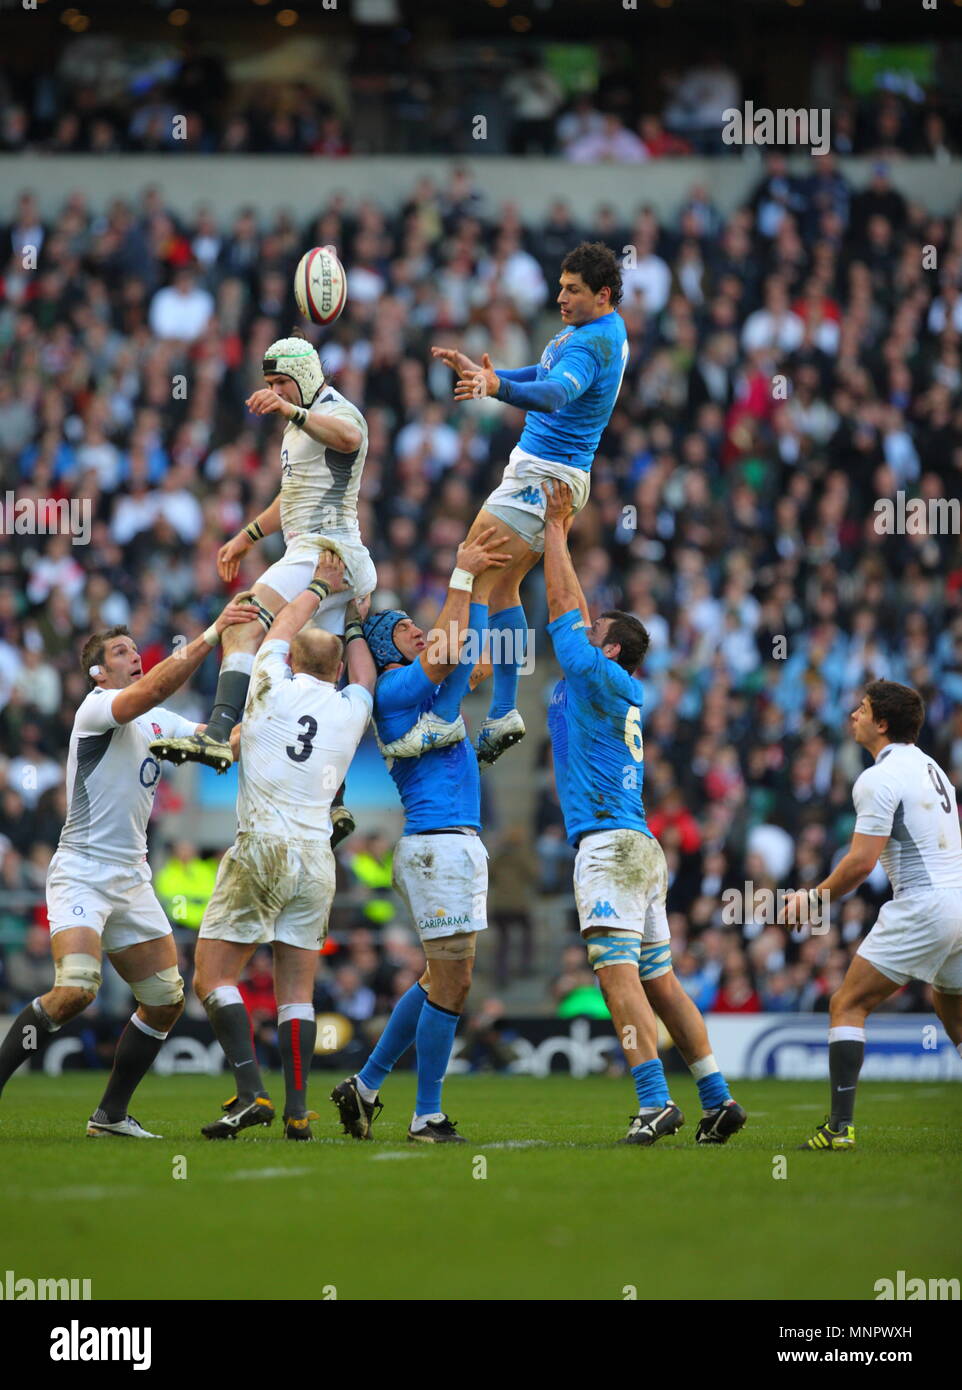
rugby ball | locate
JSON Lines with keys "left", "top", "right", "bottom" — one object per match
{"left": 294, "top": 244, "right": 347, "bottom": 326}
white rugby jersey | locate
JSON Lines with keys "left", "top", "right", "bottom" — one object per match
{"left": 239, "top": 639, "right": 372, "bottom": 838}
{"left": 58, "top": 689, "right": 196, "bottom": 865}
{"left": 280, "top": 386, "right": 368, "bottom": 547}
{"left": 853, "top": 742, "right": 962, "bottom": 898}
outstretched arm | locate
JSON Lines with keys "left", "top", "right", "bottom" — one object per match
{"left": 269, "top": 550, "right": 347, "bottom": 647}
{"left": 543, "top": 481, "right": 589, "bottom": 624}
{"left": 109, "top": 600, "right": 259, "bottom": 724}
{"left": 419, "top": 527, "right": 512, "bottom": 683}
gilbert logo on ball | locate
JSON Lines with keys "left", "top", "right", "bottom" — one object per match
{"left": 295, "top": 245, "right": 347, "bottom": 325}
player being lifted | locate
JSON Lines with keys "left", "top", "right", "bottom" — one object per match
{"left": 429, "top": 241, "right": 628, "bottom": 768}
{"left": 195, "top": 551, "right": 376, "bottom": 1142}
{"left": 151, "top": 334, "right": 375, "bottom": 844}
{"left": 330, "top": 527, "right": 510, "bottom": 1143}
{"left": 0, "top": 600, "right": 258, "bottom": 1136}
{"left": 781, "top": 681, "right": 962, "bottom": 1151}
{"left": 542, "top": 481, "right": 746, "bottom": 1146}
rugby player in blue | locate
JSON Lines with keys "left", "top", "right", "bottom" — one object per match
{"left": 330, "top": 527, "right": 510, "bottom": 1143}
{"left": 543, "top": 480, "right": 746, "bottom": 1147}
{"left": 431, "top": 242, "right": 629, "bottom": 769}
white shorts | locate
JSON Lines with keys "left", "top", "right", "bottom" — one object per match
{"left": 257, "top": 534, "right": 377, "bottom": 634}
{"left": 857, "top": 890, "right": 962, "bottom": 993}
{"left": 199, "top": 832, "right": 336, "bottom": 950}
{"left": 573, "top": 829, "right": 671, "bottom": 943}
{"left": 46, "top": 849, "right": 172, "bottom": 953}
{"left": 392, "top": 833, "right": 489, "bottom": 942}
{"left": 484, "top": 448, "right": 591, "bottom": 552}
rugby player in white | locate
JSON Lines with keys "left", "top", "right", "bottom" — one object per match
{"left": 150, "top": 333, "right": 375, "bottom": 845}
{"left": 194, "top": 551, "right": 376, "bottom": 1141}
{"left": 0, "top": 599, "right": 258, "bottom": 1137}
{"left": 782, "top": 681, "right": 962, "bottom": 1151}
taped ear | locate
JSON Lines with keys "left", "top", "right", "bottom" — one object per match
{"left": 89, "top": 665, "right": 102, "bottom": 678}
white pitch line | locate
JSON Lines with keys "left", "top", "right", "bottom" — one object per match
{"left": 227, "top": 1167, "right": 313, "bottom": 1180}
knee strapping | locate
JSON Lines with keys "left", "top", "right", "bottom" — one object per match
{"left": 586, "top": 930, "right": 642, "bottom": 972}
{"left": 54, "top": 953, "right": 102, "bottom": 995}
{"left": 242, "top": 595, "right": 274, "bottom": 634}
{"left": 132, "top": 966, "right": 184, "bottom": 1007}
{"left": 638, "top": 942, "right": 673, "bottom": 980}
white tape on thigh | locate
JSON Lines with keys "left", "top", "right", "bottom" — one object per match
{"left": 132, "top": 966, "right": 185, "bottom": 1006}
{"left": 54, "top": 954, "right": 102, "bottom": 994}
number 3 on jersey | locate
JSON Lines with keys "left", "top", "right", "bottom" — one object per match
{"left": 624, "top": 706, "right": 643, "bottom": 763}
{"left": 287, "top": 714, "right": 317, "bottom": 762}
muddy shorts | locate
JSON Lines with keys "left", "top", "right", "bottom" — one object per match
{"left": 199, "top": 832, "right": 336, "bottom": 950}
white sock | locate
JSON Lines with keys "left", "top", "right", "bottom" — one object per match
{"left": 356, "top": 1078, "right": 379, "bottom": 1103}
{"left": 205, "top": 984, "right": 244, "bottom": 1010}
{"left": 411, "top": 1111, "right": 445, "bottom": 1129}
{"left": 221, "top": 651, "right": 254, "bottom": 675}
{"left": 828, "top": 1026, "right": 866, "bottom": 1043}
{"left": 277, "top": 1003, "right": 314, "bottom": 1025}
{"left": 130, "top": 1012, "right": 168, "bottom": 1042}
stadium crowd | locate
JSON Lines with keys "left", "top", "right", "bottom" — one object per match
{"left": 2, "top": 33, "right": 960, "bottom": 162}
{"left": 1, "top": 155, "right": 961, "bottom": 1048}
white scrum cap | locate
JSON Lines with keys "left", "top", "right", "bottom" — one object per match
{"left": 262, "top": 337, "right": 324, "bottom": 407}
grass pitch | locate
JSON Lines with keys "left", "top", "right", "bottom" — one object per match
{"left": 0, "top": 1074, "right": 958, "bottom": 1301}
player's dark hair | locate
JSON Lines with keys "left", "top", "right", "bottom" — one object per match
{"left": 561, "top": 241, "right": 623, "bottom": 308}
{"left": 864, "top": 679, "right": 925, "bottom": 744}
{"left": 600, "top": 610, "right": 649, "bottom": 671}
{"left": 81, "top": 626, "right": 132, "bottom": 687}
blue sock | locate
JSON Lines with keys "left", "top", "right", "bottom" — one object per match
{"left": 630, "top": 1058, "right": 670, "bottom": 1109}
{"left": 414, "top": 1000, "right": 460, "bottom": 1116}
{"left": 433, "top": 602, "right": 487, "bottom": 721}
{"left": 358, "top": 983, "right": 427, "bottom": 1092}
{"left": 696, "top": 1070, "right": 731, "bottom": 1110}
{"left": 487, "top": 604, "right": 526, "bottom": 720}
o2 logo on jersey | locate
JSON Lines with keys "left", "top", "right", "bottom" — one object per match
{"left": 140, "top": 756, "right": 161, "bottom": 788}
{"left": 281, "top": 447, "right": 292, "bottom": 479}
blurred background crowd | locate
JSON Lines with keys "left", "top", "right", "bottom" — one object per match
{"left": 2, "top": 30, "right": 962, "bottom": 163}
{"left": 2, "top": 151, "right": 960, "bottom": 1050}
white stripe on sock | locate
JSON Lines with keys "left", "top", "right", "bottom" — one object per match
{"left": 828, "top": 1026, "right": 865, "bottom": 1043}
{"left": 206, "top": 985, "right": 243, "bottom": 1010}
{"left": 131, "top": 1011, "right": 168, "bottom": 1042}
{"left": 277, "top": 1003, "right": 314, "bottom": 1025}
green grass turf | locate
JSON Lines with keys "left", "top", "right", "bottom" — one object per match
{"left": 0, "top": 1074, "right": 959, "bottom": 1301}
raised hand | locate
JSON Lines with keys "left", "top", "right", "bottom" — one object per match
{"left": 454, "top": 352, "right": 500, "bottom": 402}
{"left": 456, "top": 524, "right": 513, "bottom": 576}
{"left": 543, "top": 478, "right": 574, "bottom": 524}
{"left": 217, "top": 533, "right": 252, "bottom": 584}
{"left": 431, "top": 344, "right": 482, "bottom": 377}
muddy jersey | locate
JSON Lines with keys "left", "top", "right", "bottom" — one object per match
{"left": 238, "top": 638, "right": 372, "bottom": 838}
{"left": 279, "top": 385, "right": 369, "bottom": 548}
{"left": 58, "top": 688, "right": 196, "bottom": 865}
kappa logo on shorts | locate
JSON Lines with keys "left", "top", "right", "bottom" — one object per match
{"left": 587, "top": 900, "right": 621, "bottom": 920}
{"left": 509, "top": 486, "right": 545, "bottom": 507}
